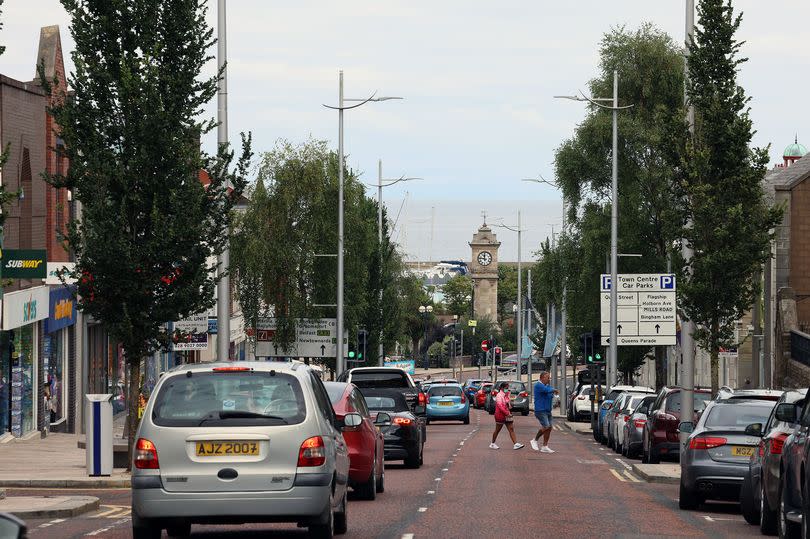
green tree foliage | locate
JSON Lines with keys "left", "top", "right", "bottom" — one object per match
{"left": 45, "top": 0, "right": 251, "bottom": 460}
{"left": 678, "top": 0, "right": 782, "bottom": 394}
{"left": 549, "top": 23, "right": 687, "bottom": 381}
{"left": 441, "top": 274, "right": 472, "bottom": 317}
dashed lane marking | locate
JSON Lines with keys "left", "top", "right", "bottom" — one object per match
{"left": 702, "top": 515, "right": 738, "bottom": 522}
{"left": 37, "top": 518, "right": 66, "bottom": 529}
{"left": 402, "top": 535, "right": 415, "bottom": 539}
{"left": 427, "top": 490, "right": 435, "bottom": 494}
{"left": 84, "top": 517, "right": 131, "bottom": 536}
{"left": 418, "top": 507, "right": 427, "bottom": 513}
{"left": 615, "top": 458, "right": 634, "bottom": 471}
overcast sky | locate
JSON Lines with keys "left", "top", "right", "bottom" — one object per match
{"left": 3, "top": 1, "right": 808, "bottom": 261}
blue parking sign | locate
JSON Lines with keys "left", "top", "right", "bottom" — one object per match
{"left": 602, "top": 275, "right": 611, "bottom": 290}
{"left": 660, "top": 274, "right": 675, "bottom": 289}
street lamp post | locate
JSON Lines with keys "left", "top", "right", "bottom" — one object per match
{"left": 419, "top": 305, "right": 433, "bottom": 370}
{"left": 323, "top": 73, "right": 402, "bottom": 376}
{"left": 375, "top": 160, "right": 422, "bottom": 366}
{"left": 555, "top": 71, "right": 633, "bottom": 388}
{"left": 491, "top": 213, "right": 523, "bottom": 383}
{"left": 216, "top": 0, "right": 231, "bottom": 361}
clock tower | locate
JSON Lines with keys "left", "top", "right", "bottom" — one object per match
{"left": 469, "top": 221, "right": 500, "bottom": 321}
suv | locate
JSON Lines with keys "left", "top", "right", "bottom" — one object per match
{"left": 642, "top": 386, "right": 712, "bottom": 464}
{"left": 131, "top": 361, "right": 351, "bottom": 539}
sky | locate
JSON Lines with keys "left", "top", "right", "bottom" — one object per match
{"left": 3, "top": 1, "right": 808, "bottom": 261}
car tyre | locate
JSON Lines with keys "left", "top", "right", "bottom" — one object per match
{"left": 334, "top": 490, "right": 348, "bottom": 535}
{"left": 741, "top": 471, "right": 760, "bottom": 525}
{"left": 310, "top": 493, "right": 335, "bottom": 539}
{"left": 762, "top": 476, "right": 777, "bottom": 534}
{"left": 132, "top": 515, "right": 161, "bottom": 539}
{"left": 405, "top": 448, "right": 420, "bottom": 469}
{"left": 357, "top": 464, "right": 377, "bottom": 501}
{"left": 376, "top": 464, "right": 385, "bottom": 494}
{"left": 464, "top": 414, "right": 470, "bottom": 424}
{"left": 166, "top": 522, "right": 191, "bottom": 537}
{"left": 647, "top": 441, "right": 660, "bottom": 464}
{"left": 679, "top": 480, "right": 701, "bottom": 510}
{"left": 778, "top": 478, "right": 799, "bottom": 539}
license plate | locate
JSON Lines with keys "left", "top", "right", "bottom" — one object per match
{"left": 731, "top": 446, "right": 754, "bottom": 457}
{"left": 196, "top": 441, "right": 259, "bottom": 457}
{"left": 439, "top": 401, "right": 454, "bottom": 406}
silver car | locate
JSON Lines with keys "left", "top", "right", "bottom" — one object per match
{"left": 621, "top": 395, "right": 656, "bottom": 458}
{"left": 131, "top": 361, "right": 351, "bottom": 539}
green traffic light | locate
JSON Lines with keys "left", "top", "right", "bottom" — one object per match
{"left": 358, "top": 353, "right": 363, "bottom": 359}
{"left": 595, "top": 353, "right": 602, "bottom": 361}
{"left": 348, "top": 351, "right": 356, "bottom": 359}
{"left": 587, "top": 355, "right": 593, "bottom": 363}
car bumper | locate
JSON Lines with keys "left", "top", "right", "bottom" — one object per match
{"left": 509, "top": 398, "right": 529, "bottom": 412}
{"left": 382, "top": 438, "right": 419, "bottom": 460}
{"left": 681, "top": 459, "right": 748, "bottom": 499}
{"left": 427, "top": 405, "right": 469, "bottom": 419}
{"left": 132, "top": 483, "right": 330, "bottom": 523}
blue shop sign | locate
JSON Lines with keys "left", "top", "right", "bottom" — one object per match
{"left": 45, "top": 285, "right": 77, "bottom": 334}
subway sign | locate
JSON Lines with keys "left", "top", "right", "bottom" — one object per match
{"left": 1, "top": 249, "right": 47, "bottom": 278}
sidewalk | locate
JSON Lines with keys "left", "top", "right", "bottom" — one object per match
{"left": 631, "top": 463, "right": 680, "bottom": 484}
{"left": 0, "top": 495, "right": 100, "bottom": 519}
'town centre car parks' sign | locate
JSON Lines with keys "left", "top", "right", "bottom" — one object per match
{"left": 600, "top": 273, "right": 676, "bottom": 346}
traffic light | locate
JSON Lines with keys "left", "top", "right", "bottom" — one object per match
{"left": 357, "top": 329, "right": 368, "bottom": 361}
{"left": 348, "top": 344, "right": 357, "bottom": 360}
{"left": 591, "top": 328, "right": 604, "bottom": 363}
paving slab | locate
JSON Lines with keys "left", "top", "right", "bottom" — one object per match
{"left": 632, "top": 463, "right": 680, "bottom": 484}
{"left": 0, "top": 495, "right": 99, "bottom": 519}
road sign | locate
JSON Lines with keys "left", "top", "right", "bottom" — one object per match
{"left": 253, "top": 317, "right": 348, "bottom": 358}
{"left": 599, "top": 273, "right": 676, "bottom": 346}
{"left": 468, "top": 320, "right": 477, "bottom": 327}
{"left": 481, "top": 340, "right": 489, "bottom": 352}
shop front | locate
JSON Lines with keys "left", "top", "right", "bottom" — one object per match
{"left": 1, "top": 285, "right": 49, "bottom": 438}
{"left": 44, "top": 286, "right": 76, "bottom": 432}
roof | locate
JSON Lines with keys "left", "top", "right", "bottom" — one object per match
{"left": 767, "top": 154, "right": 810, "bottom": 193}
{"left": 784, "top": 138, "right": 808, "bottom": 158}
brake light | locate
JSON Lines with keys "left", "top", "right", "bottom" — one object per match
{"left": 461, "top": 395, "right": 466, "bottom": 403}
{"left": 623, "top": 415, "right": 630, "bottom": 422}
{"left": 418, "top": 392, "right": 427, "bottom": 406}
{"left": 134, "top": 438, "right": 159, "bottom": 469}
{"left": 771, "top": 433, "right": 789, "bottom": 455}
{"left": 759, "top": 441, "right": 765, "bottom": 458}
{"left": 298, "top": 436, "right": 326, "bottom": 467}
{"left": 689, "top": 436, "right": 727, "bottom": 450}
{"left": 393, "top": 417, "right": 413, "bottom": 426}
{"left": 212, "top": 366, "right": 252, "bottom": 372}
{"left": 491, "top": 390, "right": 498, "bottom": 396}
{"left": 633, "top": 419, "right": 646, "bottom": 428}
{"left": 519, "top": 391, "right": 528, "bottom": 398}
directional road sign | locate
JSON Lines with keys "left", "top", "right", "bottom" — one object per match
{"left": 253, "top": 317, "right": 348, "bottom": 358}
{"left": 600, "top": 273, "right": 676, "bottom": 346}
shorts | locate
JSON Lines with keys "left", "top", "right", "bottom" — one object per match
{"left": 535, "top": 410, "right": 552, "bottom": 428}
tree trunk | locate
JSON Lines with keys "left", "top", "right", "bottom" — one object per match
{"left": 126, "top": 357, "right": 142, "bottom": 472}
{"left": 710, "top": 349, "right": 719, "bottom": 397}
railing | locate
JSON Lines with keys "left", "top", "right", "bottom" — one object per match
{"left": 791, "top": 330, "right": 810, "bottom": 368}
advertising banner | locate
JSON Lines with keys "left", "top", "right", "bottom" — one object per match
{"left": 384, "top": 359, "right": 416, "bottom": 375}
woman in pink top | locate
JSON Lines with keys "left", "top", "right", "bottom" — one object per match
{"left": 490, "top": 382, "right": 524, "bottom": 450}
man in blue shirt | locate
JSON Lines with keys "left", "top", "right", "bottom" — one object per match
{"left": 532, "top": 371, "right": 559, "bottom": 453}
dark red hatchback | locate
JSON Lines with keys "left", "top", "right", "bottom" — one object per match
{"left": 642, "top": 387, "right": 712, "bottom": 463}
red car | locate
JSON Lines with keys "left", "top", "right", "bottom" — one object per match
{"left": 642, "top": 387, "right": 712, "bottom": 464}
{"left": 475, "top": 383, "right": 494, "bottom": 409}
{"left": 324, "top": 381, "right": 385, "bottom": 499}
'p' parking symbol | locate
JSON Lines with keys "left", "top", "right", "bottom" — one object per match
{"left": 660, "top": 275, "right": 675, "bottom": 289}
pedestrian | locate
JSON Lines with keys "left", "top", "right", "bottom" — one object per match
{"left": 743, "top": 378, "right": 752, "bottom": 389}
{"left": 489, "top": 381, "right": 524, "bottom": 450}
{"left": 531, "top": 371, "right": 559, "bottom": 453}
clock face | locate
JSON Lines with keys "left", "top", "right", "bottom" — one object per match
{"left": 477, "top": 251, "right": 492, "bottom": 266}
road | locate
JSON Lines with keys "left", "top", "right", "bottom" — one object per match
{"left": 14, "top": 409, "right": 759, "bottom": 539}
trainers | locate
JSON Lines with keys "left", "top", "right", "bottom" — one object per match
{"left": 540, "top": 446, "right": 555, "bottom": 453}
{"left": 513, "top": 443, "right": 525, "bottom": 450}
{"left": 489, "top": 443, "right": 499, "bottom": 450}
{"left": 530, "top": 440, "right": 539, "bottom": 451}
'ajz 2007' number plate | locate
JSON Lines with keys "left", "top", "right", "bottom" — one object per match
{"left": 196, "top": 441, "right": 259, "bottom": 457}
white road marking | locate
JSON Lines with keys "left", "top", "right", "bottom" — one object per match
{"left": 37, "top": 518, "right": 66, "bottom": 529}
{"left": 442, "top": 468, "right": 449, "bottom": 472}
{"left": 402, "top": 534, "right": 415, "bottom": 539}
{"left": 615, "top": 458, "right": 634, "bottom": 471}
{"left": 418, "top": 507, "right": 427, "bottom": 512}
{"left": 84, "top": 517, "right": 131, "bottom": 536}
{"left": 702, "top": 515, "right": 737, "bottom": 522}
{"left": 434, "top": 477, "right": 442, "bottom": 481}
{"left": 427, "top": 490, "right": 435, "bottom": 494}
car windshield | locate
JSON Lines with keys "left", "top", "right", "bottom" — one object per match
{"left": 704, "top": 403, "right": 774, "bottom": 428}
{"left": 507, "top": 382, "right": 525, "bottom": 393}
{"left": 666, "top": 392, "right": 711, "bottom": 412}
{"left": 350, "top": 371, "right": 410, "bottom": 388}
{"left": 152, "top": 372, "right": 306, "bottom": 427}
{"left": 429, "top": 386, "right": 463, "bottom": 398}
{"left": 624, "top": 396, "right": 646, "bottom": 411}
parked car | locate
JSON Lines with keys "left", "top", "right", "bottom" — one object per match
{"left": 568, "top": 367, "right": 607, "bottom": 420}
{"left": 500, "top": 354, "right": 546, "bottom": 374}
{"left": 738, "top": 389, "right": 804, "bottom": 532}
{"left": 485, "top": 381, "right": 529, "bottom": 416}
{"left": 596, "top": 385, "right": 654, "bottom": 444}
{"left": 462, "top": 379, "right": 486, "bottom": 405}
{"left": 131, "top": 361, "right": 351, "bottom": 539}
{"left": 612, "top": 393, "right": 653, "bottom": 454}
{"left": 360, "top": 388, "right": 425, "bottom": 468}
{"left": 679, "top": 398, "right": 776, "bottom": 510}
{"left": 775, "top": 391, "right": 810, "bottom": 538}
{"left": 571, "top": 385, "right": 605, "bottom": 422}
{"left": 474, "top": 383, "right": 494, "bottom": 409}
{"left": 621, "top": 395, "right": 656, "bottom": 459}
{"left": 642, "top": 387, "right": 712, "bottom": 464}
{"left": 715, "top": 387, "right": 783, "bottom": 402}
{"left": 426, "top": 383, "right": 470, "bottom": 424}
{"left": 0, "top": 513, "right": 26, "bottom": 539}
{"left": 323, "top": 382, "right": 385, "bottom": 500}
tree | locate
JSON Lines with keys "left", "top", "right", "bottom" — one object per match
{"left": 678, "top": 0, "right": 782, "bottom": 394}
{"left": 45, "top": 0, "right": 251, "bottom": 463}
{"left": 441, "top": 274, "right": 472, "bottom": 318}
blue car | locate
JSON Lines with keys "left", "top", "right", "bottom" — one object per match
{"left": 426, "top": 383, "right": 470, "bottom": 424}
{"left": 462, "top": 379, "right": 485, "bottom": 406}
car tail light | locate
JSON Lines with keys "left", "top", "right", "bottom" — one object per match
{"left": 656, "top": 411, "right": 677, "bottom": 422}
{"left": 689, "top": 436, "right": 727, "bottom": 450}
{"left": 134, "top": 438, "right": 159, "bottom": 469}
{"left": 212, "top": 366, "right": 253, "bottom": 372}
{"left": 393, "top": 417, "right": 413, "bottom": 426}
{"left": 491, "top": 390, "right": 498, "bottom": 396}
{"left": 759, "top": 441, "right": 765, "bottom": 458}
{"left": 633, "top": 418, "right": 646, "bottom": 428}
{"left": 298, "top": 436, "right": 326, "bottom": 467}
{"left": 418, "top": 392, "right": 427, "bottom": 406}
{"left": 461, "top": 395, "right": 466, "bottom": 403}
{"left": 623, "top": 415, "right": 630, "bottom": 422}
{"left": 519, "top": 391, "right": 528, "bottom": 398}
{"left": 577, "top": 396, "right": 586, "bottom": 400}
{"left": 771, "top": 433, "right": 789, "bottom": 455}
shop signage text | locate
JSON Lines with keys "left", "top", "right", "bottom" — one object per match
{"left": 45, "top": 285, "right": 77, "bottom": 334}
{"left": 1, "top": 249, "right": 47, "bottom": 278}
{"left": 4, "top": 285, "right": 49, "bottom": 329}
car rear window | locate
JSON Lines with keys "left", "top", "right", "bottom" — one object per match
{"left": 704, "top": 403, "right": 774, "bottom": 428}
{"left": 324, "top": 383, "right": 345, "bottom": 404}
{"left": 666, "top": 392, "right": 711, "bottom": 412}
{"left": 350, "top": 371, "right": 410, "bottom": 388}
{"left": 152, "top": 372, "right": 306, "bottom": 427}
{"left": 507, "top": 382, "right": 525, "bottom": 393}
{"left": 428, "top": 386, "right": 463, "bottom": 398}
{"left": 360, "top": 390, "right": 410, "bottom": 412}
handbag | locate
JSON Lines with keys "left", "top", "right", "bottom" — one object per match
{"left": 504, "top": 414, "right": 514, "bottom": 423}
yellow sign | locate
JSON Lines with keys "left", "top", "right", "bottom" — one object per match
{"left": 468, "top": 320, "right": 477, "bottom": 327}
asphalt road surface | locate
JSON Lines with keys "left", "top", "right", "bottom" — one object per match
{"left": 15, "top": 406, "right": 761, "bottom": 538}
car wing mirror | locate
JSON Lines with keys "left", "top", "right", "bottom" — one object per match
{"left": 744, "top": 422, "right": 763, "bottom": 437}
{"left": 0, "top": 512, "right": 27, "bottom": 539}
{"left": 342, "top": 413, "right": 362, "bottom": 431}
{"left": 775, "top": 402, "right": 798, "bottom": 424}
{"left": 374, "top": 412, "right": 392, "bottom": 425}
{"left": 678, "top": 421, "right": 694, "bottom": 434}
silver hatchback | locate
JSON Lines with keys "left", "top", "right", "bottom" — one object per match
{"left": 131, "top": 361, "right": 351, "bottom": 539}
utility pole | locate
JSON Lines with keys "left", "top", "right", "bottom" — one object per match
{"left": 336, "top": 71, "right": 346, "bottom": 375}
{"left": 216, "top": 0, "right": 231, "bottom": 361}
{"left": 560, "top": 197, "right": 567, "bottom": 409}
{"left": 517, "top": 211, "right": 522, "bottom": 384}
{"left": 378, "top": 159, "right": 384, "bottom": 366}
{"left": 609, "top": 69, "right": 619, "bottom": 389}
{"left": 527, "top": 268, "right": 533, "bottom": 408}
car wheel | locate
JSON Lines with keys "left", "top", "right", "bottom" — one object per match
{"left": 334, "top": 489, "right": 348, "bottom": 535}
{"left": 464, "top": 414, "right": 470, "bottom": 424}
{"left": 741, "top": 471, "right": 760, "bottom": 525}
{"left": 762, "top": 475, "right": 777, "bottom": 534}
{"left": 778, "top": 478, "right": 799, "bottom": 539}
{"left": 166, "top": 522, "right": 191, "bottom": 537}
{"left": 357, "top": 464, "right": 377, "bottom": 501}
{"left": 679, "top": 480, "right": 701, "bottom": 510}
{"left": 132, "top": 515, "right": 161, "bottom": 539}
{"left": 419, "top": 442, "right": 424, "bottom": 465}
{"left": 405, "top": 447, "right": 420, "bottom": 468}
{"left": 376, "top": 464, "right": 385, "bottom": 494}
{"left": 647, "top": 441, "right": 660, "bottom": 464}
{"left": 310, "top": 493, "right": 335, "bottom": 539}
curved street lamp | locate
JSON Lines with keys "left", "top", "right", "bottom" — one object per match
{"left": 418, "top": 305, "right": 433, "bottom": 370}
